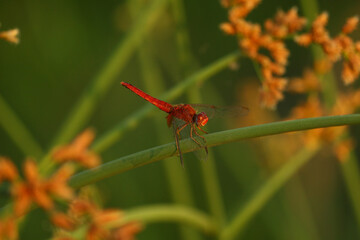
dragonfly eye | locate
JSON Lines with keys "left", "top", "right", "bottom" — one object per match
{"left": 196, "top": 112, "right": 208, "bottom": 126}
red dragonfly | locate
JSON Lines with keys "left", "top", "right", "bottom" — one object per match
{"left": 121, "top": 82, "right": 248, "bottom": 166}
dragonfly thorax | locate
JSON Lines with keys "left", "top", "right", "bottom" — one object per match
{"left": 195, "top": 112, "right": 208, "bottom": 126}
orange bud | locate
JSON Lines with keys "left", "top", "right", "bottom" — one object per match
{"left": 0, "top": 157, "right": 18, "bottom": 181}
{"left": 23, "top": 158, "right": 39, "bottom": 184}
{"left": 342, "top": 16, "right": 359, "bottom": 34}
{"left": 220, "top": 23, "right": 236, "bottom": 35}
{"left": 0, "top": 28, "right": 20, "bottom": 44}
{"left": 51, "top": 212, "right": 76, "bottom": 230}
{"left": 295, "top": 34, "right": 313, "bottom": 46}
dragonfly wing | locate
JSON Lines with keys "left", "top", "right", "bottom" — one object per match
{"left": 189, "top": 104, "right": 249, "bottom": 119}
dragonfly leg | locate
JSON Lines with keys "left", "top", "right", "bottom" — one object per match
{"left": 173, "top": 123, "right": 185, "bottom": 167}
{"left": 193, "top": 126, "right": 208, "bottom": 156}
{"left": 176, "top": 122, "right": 189, "bottom": 136}
{"left": 196, "top": 125, "right": 208, "bottom": 134}
{"left": 190, "top": 125, "right": 203, "bottom": 147}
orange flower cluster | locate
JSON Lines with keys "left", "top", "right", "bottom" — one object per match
{"left": 289, "top": 89, "right": 360, "bottom": 160}
{"left": 264, "top": 7, "right": 307, "bottom": 39}
{"left": 52, "top": 198, "right": 142, "bottom": 240}
{"left": 0, "top": 157, "right": 74, "bottom": 240}
{"left": 220, "top": 1, "right": 307, "bottom": 108}
{"left": 296, "top": 14, "right": 360, "bottom": 84}
{"left": 1, "top": 129, "right": 142, "bottom": 240}
{"left": 11, "top": 159, "right": 74, "bottom": 216}
{"left": 0, "top": 28, "right": 19, "bottom": 44}
{"left": 6, "top": 129, "right": 102, "bottom": 217}
{"left": 53, "top": 129, "right": 100, "bottom": 168}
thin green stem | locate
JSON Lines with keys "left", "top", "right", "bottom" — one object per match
{"left": 187, "top": 87, "right": 226, "bottom": 227}
{"left": 171, "top": 0, "right": 226, "bottom": 229}
{"left": 170, "top": 0, "right": 197, "bottom": 75}
{"left": 283, "top": 177, "right": 321, "bottom": 240}
{"left": 199, "top": 151, "right": 226, "bottom": 226}
{"left": 188, "top": 90, "right": 226, "bottom": 226}
{"left": 49, "top": 0, "right": 168, "bottom": 147}
{"left": 219, "top": 146, "right": 320, "bottom": 240}
{"left": 133, "top": 1, "right": 199, "bottom": 238}
{"left": 109, "top": 205, "right": 218, "bottom": 234}
{"left": 39, "top": 0, "right": 167, "bottom": 171}
{"left": 92, "top": 51, "right": 242, "bottom": 153}
{"left": 299, "top": 0, "right": 337, "bottom": 109}
{"left": 298, "top": 0, "right": 319, "bottom": 22}
{"left": 0, "top": 94, "right": 43, "bottom": 158}
{"left": 339, "top": 152, "right": 360, "bottom": 230}
{"left": 69, "top": 114, "right": 360, "bottom": 189}
{"left": 251, "top": 60, "right": 264, "bottom": 83}
{"left": 300, "top": 1, "right": 360, "bottom": 232}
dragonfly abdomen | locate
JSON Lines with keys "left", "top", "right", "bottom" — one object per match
{"left": 121, "top": 82, "right": 172, "bottom": 113}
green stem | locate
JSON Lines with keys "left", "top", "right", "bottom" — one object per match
{"left": 39, "top": 0, "right": 167, "bottom": 172}
{"left": 339, "top": 152, "right": 360, "bottom": 230}
{"left": 0, "top": 94, "right": 43, "bottom": 158}
{"left": 219, "top": 146, "right": 320, "bottom": 240}
{"left": 133, "top": 1, "right": 199, "bottom": 239}
{"left": 69, "top": 114, "right": 360, "bottom": 189}
{"left": 110, "top": 205, "right": 218, "bottom": 234}
{"left": 298, "top": 0, "right": 319, "bottom": 22}
{"left": 92, "top": 51, "right": 241, "bottom": 153}
{"left": 187, "top": 88, "right": 226, "bottom": 227}
{"left": 171, "top": 0, "right": 226, "bottom": 229}
{"left": 300, "top": 1, "right": 360, "bottom": 232}
{"left": 199, "top": 151, "right": 226, "bottom": 226}
{"left": 299, "top": 0, "right": 337, "bottom": 109}
{"left": 251, "top": 60, "right": 264, "bottom": 83}
{"left": 49, "top": 0, "right": 168, "bottom": 147}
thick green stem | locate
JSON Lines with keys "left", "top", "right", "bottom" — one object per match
{"left": 69, "top": 114, "right": 360, "bottom": 189}
{"left": 110, "top": 205, "right": 218, "bottom": 234}
{"left": 0, "top": 94, "right": 43, "bottom": 158}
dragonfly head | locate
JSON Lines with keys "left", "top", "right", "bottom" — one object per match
{"left": 195, "top": 112, "right": 209, "bottom": 126}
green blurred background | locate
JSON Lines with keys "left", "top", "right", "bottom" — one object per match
{"left": 1, "top": 0, "right": 360, "bottom": 239}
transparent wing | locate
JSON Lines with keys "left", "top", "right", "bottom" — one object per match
{"left": 189, "top": 104, "right": 249, "bottom": 119}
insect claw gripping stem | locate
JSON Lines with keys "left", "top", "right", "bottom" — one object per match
{"left": 197, "top": 125, "right": 208, "bottom": 134}
{"left": 192, "top": 125, "right": 208, "bottom": 157}
{"left": 190, "top": 126, "right": 203, "bottom": 148}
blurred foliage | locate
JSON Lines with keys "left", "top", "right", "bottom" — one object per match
{"left": 1, "top": 0, "right": 360, "bottom": 239}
